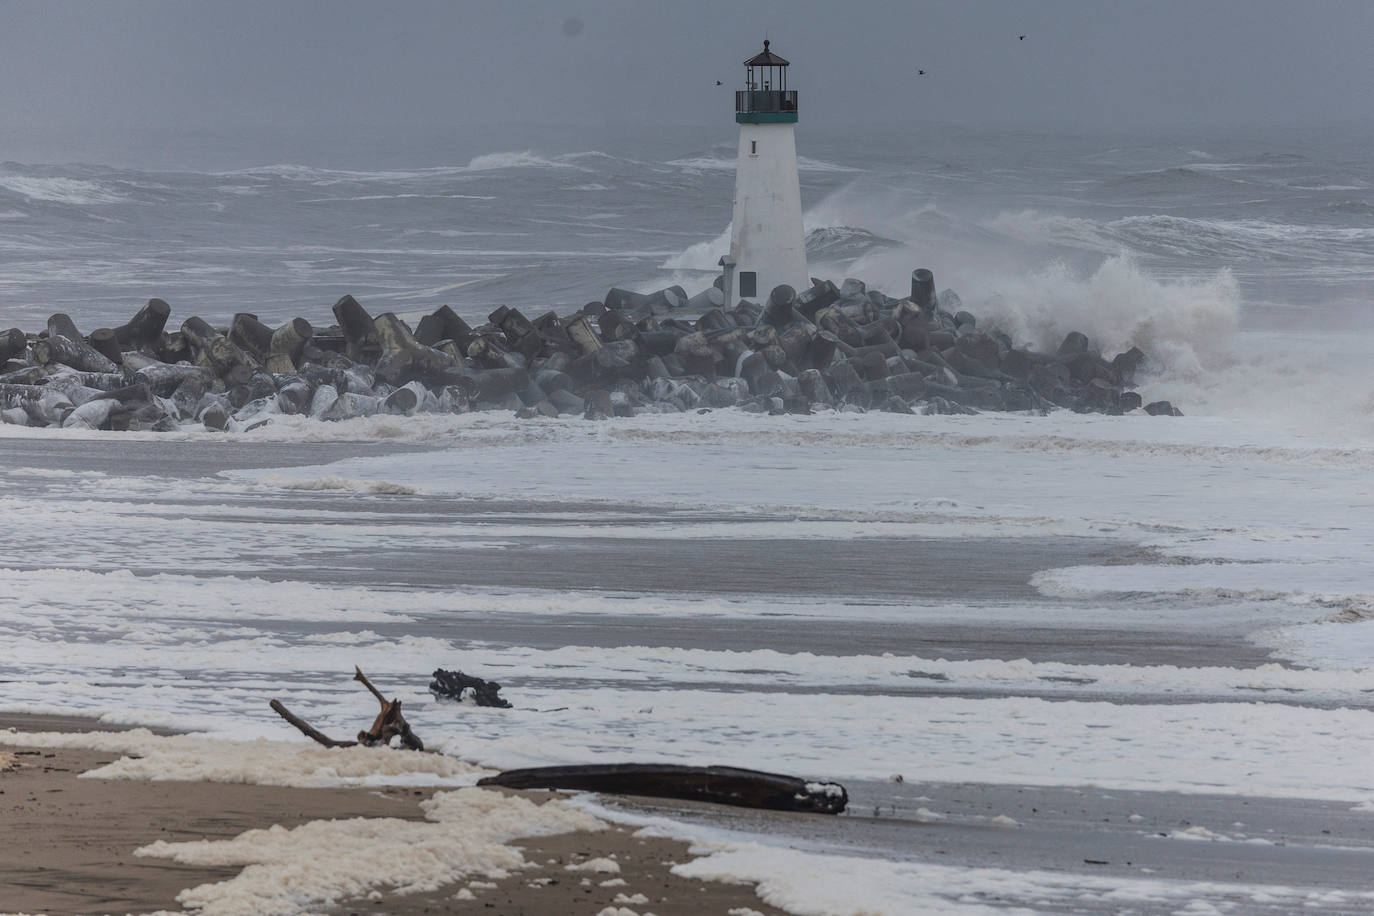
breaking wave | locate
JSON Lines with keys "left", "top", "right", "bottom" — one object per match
{"left": 464, "top": 150, "right": 584, "bottom": 171}
{"left": 973, "top": 256, "right": 1241, "bottom": 366}
{"left": 268, "top": 475, "right": 420, "bottom": 495}
{"left": 805, "top": 226, "right": 902, "bottom": 262}
{"left": 986, "top": 209, "right": 1374, "bottom": 270}
{"left": 216, "top": 151, "right": 590, "bottom": 183}
{"left": 0, "top": 175, "right": 127, "bottom": 205}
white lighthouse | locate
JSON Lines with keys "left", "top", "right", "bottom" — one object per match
{"left": 723, "top": 40, "right": 808, "bottom": 305}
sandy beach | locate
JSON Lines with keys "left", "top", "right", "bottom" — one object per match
{"left": 0, "top": 714, "right": 787, "bottom": 916}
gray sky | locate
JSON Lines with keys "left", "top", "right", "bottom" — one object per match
{"left": 2, "top": 0, "right": 1372, "bottom": 133}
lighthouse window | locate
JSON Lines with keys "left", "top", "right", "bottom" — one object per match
{"left": 750, "top": 140, "right": 757, "bottom": 155}
{"left": 739, "top": 271, "right": 757, "bottom": 298}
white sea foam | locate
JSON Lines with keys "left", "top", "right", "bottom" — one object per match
{"left": 0, "top": 729, "right": 488, "bottom": 787}
{"left": 135, "top": 787, "right": 603, "bottom": 916}
{"left": 0, "top": 567, "right": 416, "bottom": 624}
{"left": 7, "top": 629, "right": 1374, "bottom": 802}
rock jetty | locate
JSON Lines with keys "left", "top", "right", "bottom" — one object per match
{"left": 0, "top": 270, "right": 1178, "bottom": 432}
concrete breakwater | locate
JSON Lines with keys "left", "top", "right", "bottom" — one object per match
{"left": 0, "top": 271, "right": 1177, "bottom": 432}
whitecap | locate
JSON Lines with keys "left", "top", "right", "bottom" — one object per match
{"left": 0, "top": 175, "right": 125, "bottom": 205}
{"left": 464, "top": 150, "right": 580, "bottom": 171}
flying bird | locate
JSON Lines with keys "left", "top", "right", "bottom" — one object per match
{"left": 716, "top": 80, "right": 722, "bottom": 85}
{"left": 1019, "top": 35, "right": 1026, "bottom": 40}
{"left": 918, "top": 70, "right": 925, "bottom": 76}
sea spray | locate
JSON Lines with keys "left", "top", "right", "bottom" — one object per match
{"left": 967, "top": 256, "right": 1240, "bottom": 368}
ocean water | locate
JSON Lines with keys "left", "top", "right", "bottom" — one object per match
{"left": 4, "top": 123, "right": 1374, "bottom": 913}
{"left": 4, "top": 122, "right": 1372, "bottom": 329}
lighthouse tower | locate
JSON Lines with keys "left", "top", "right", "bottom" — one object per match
{"left": 724, "top": 40, "right": 808, "bottom": 305}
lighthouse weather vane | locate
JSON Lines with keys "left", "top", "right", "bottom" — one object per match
{"left": 721, "top": 39, "right": 808, "bottom": 308}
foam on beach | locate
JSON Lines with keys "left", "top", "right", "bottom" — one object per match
{"left": 0, "top": 729, "right": 490, "bottom": 788}
{"left": 135, "top": 788, "right": 605, "bottom": 916}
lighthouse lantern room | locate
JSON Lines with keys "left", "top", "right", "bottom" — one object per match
{"left": 725, "top": 40, "right": 808, "bottom": 306}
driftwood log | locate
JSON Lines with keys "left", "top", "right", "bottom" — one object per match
{"left": 268, "top": 699, "right": 358, "bottom": 749}
{"left": 478, "top": 763, "right": 849, "bottom": 815}
{"left": 429, "top": 668, "right": 512, "bottom": 708}
{"left": 270, "top": 666, "right": 424, "bottom": 751}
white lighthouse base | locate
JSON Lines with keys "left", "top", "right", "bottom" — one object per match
{"left": 728, "top": 122, "right": 809, "bottom": 304}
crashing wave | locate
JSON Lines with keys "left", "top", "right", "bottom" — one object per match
{"left": 0, "top": 174, "right": 127, "bottom": 205}
{"left": 805, "top": 226, "right": 902, "bottom": 262}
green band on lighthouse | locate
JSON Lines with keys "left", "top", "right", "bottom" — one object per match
{"left": 736, "top": 112, "right": 799, "bottom": 124}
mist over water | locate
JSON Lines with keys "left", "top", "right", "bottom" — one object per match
{"left": 2, "top": 121, "right": 1373, "bottom": 429}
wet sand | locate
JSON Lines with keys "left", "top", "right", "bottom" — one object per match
{"left": 0, "top": 715, "right": 787, "bottom": 916}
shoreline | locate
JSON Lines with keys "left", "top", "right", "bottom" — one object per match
{"left": 1, "top": 713, "right": 788, "bottom": 916}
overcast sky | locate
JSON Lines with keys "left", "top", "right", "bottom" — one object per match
{"left": 2, "top": 0, "right": 1372, "bottom": 134}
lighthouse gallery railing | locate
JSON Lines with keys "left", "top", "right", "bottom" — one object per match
{"left": 735, "top": 90, "right": 798, "bottom": 114}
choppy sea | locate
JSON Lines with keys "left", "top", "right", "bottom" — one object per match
{"left": 4, "top": 122, "right": 1374, "bottom": 912}
{"left": 4, "top": 122, "right": 1373, "bottom": 325}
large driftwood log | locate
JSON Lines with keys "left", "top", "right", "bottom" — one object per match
{"left": 478, "top": 763, "right": 849, "bottom": 814}
{"left": 429, "top": 668, "right": 512, "bottom": 708}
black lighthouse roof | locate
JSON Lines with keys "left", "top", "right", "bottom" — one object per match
{"left": 744, "top": 40, "right": 789, "bottom": 67}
